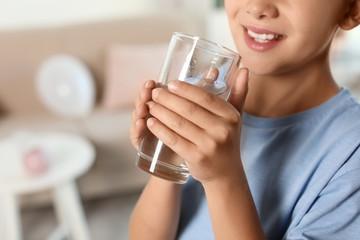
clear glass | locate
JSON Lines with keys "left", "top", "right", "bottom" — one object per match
{"left": 136, "top": 32, "right": 241, "bottom": 184}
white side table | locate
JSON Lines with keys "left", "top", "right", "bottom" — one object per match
{"left": 0, "top": 131, "right": 95, "bottom": 240}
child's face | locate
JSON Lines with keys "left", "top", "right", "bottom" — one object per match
{"left": 225, "top": 0, "right": 349, "bottom": 76}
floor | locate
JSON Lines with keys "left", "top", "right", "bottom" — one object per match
{"left": 21, "top": 191, "right": 141, "bottom": 240}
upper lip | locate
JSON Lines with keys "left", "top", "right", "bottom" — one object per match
{"left": 244, "top": 25, "right": 284, "bottom": 36}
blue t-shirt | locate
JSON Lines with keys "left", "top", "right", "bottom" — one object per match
{"left": 177, "top": 89, "right": 360, "bottom": 240}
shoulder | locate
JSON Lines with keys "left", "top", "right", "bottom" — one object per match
{"left": 331, "top": 143, "right": 360, "bottom": 182}
{"left": 314, "top": 89, "right": 360, "bottom": 149}
{"left": 284, "top": 168, "right": 360, "bottom": 239}
{"left": 332, "top": 89, "right": 360, "bottom": 122}
{"left": 284, "top": 144, "right": 360, "bottom": 239}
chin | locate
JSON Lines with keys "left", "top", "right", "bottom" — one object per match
{"left": 242, "top": 54, "right": 295, "bottom": 77}
{"left": 242, "top": 58, "right": 276, "bottom": 76}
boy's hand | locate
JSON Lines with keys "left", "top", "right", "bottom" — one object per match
{"left": 145, "top": 68, "right": 249, "bottom": 184}
{"left": 130, "top": 79, "right": 156, "bottom": 150}
{"left": 228, "top": 68, "right": 249, "bottom": 116}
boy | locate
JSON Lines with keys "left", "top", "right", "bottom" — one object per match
{"left": 129, "top": 0, "right": 360, "bottom": 239}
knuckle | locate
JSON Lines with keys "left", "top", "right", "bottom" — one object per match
{"left": 173, "top": 116, "right": 186, "bottom": 129}
{"left": 166, "top": 132, "right": 179, "bottom": 146}
{"left": 217, "top": 126, "right": 231, "bottom": 143}
{"left": 137, "top": 103, "right": 149, "bottom": 119}
{"left": 142, "top": 85, "right": 155, "bottom": 101}
{"left": 192, "top": 152, "right": 207, "bottom": 166}
{"left": 201, "top": 91, "right": 215, "bottom": 105}
{"left": 185, "top": 102, "right": 197, "bottom": 115}
{"left": 203, "top": 137, "right": 219, "bottom": 156}
{"left": 228, "top": 111, "right": 241, "bottom": 124}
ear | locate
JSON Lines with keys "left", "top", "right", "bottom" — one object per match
{"left": 339, "top": 0, "right": 360, "bottom": 30}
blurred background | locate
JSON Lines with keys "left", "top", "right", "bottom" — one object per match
{"left": 0, "top": 0, "right": 359, "bottom": 239}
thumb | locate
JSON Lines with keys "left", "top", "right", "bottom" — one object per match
{"left": 228, "top": 68, "right": 249, "bottom": 114}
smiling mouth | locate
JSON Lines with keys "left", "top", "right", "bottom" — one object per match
{"left": 247, "top": 28, "right": 285, "bottom": 43}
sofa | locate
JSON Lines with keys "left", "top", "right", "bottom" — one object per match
{"left": 0, "top": 13, "right": 204, "bottom": 207}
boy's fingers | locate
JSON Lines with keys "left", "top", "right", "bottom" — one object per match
{"left": 137, "top": 103, "right": 149, "bottom": 119}
{"left": 132, "top": 109, "right": 137, "bottom": 123}
{"left": 130, "top": 119, "right": 146, "bottom": 150}
{"left": 131, "top": 79, "right": 157, "bottom": 149}
{"left": 201, "top": 67, "right": 219, "bottom": 84}
{"left": 228, "top": 68, "right": 249, "bottom": 114}
{"left": 136, "top": 80, "right": 156, "bottom": 107}
{"left": 164, "top": 81, "right": 232, "bottom": 120}
{"left": 135, "top": 95, "right": 141, "bottom": 108}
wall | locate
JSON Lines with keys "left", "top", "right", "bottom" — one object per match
{"left": 0, "top": 0, "right": 214, "bottom": 31}
{"left": 206, "top": 8, "right": 236, "bottom": 51}
{"left": 0, "top": 0, "right": 160, "bottom": 30}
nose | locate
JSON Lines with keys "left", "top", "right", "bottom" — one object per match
{"left": 245, "top": 0, "right": 279, "bottom": 19}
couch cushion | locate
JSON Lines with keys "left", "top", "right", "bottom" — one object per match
{"left": 102, "top": 43, "right": 168, "bottom": 110}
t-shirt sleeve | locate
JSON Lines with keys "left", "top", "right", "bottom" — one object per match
{"left": 284, "top": 166, "right": 360, "bottom": 240}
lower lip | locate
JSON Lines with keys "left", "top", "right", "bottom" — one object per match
{"left": 243, "top": 29, "right": 283, "bottom": 52}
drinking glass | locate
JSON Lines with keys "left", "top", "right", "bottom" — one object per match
{"left": 136, "top": 32, "right": 241, "bottom": 184}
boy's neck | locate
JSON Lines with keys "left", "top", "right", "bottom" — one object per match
{"left": 244, "top": 56, "right": 340, "bottom": 118}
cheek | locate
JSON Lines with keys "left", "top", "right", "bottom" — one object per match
{"left": 291, "top": 2, "right": 341, "bottom": 50}
{"left": 224, "top": 0, "right": 234, "bottom": 13}
{"left": 224, "top": 6, "right": 243, "bottom": 52}
{"left": 224, "top": 0, "right": 240, "bottom": 32}
{"left": 292, "top": 17, "right": 337, "bottom": 60}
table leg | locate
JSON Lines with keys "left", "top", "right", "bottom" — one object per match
{"left": 53, "top": 181, "right": 91, "bottom": 240}
{"left": 0, "top": 192, "right": 22, "bottom": 240}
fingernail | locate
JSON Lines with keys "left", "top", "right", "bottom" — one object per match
{"left": 145, "top": 80, "right": 152, "bottom": 89}
{"left": 205, "top": 69, "right": 216, "bottom": 81}
{"left": 146, "top": 101, "right": 154, "bottom": 109}
{"left": 168, "top": 81, "right": 178, "bottom": 91}
{"left": 136, "top": 119, "right": 141, "bottom": 127}
{"left": 147, "top": 117, "right": 155, "bottom": 127}
{"left": 152, "top": 88, "right": 160, "bottom": 99}
{"left": 204, "top": 68, "right": 218, "bottom": 84}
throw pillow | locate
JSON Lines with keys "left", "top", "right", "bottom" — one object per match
{"left": 102, "top": 43, "right": 168, "bottom": 110}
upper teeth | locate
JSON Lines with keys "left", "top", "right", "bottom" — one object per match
{"left": 247, "top": 29, "right": 280, "bottom": 43}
